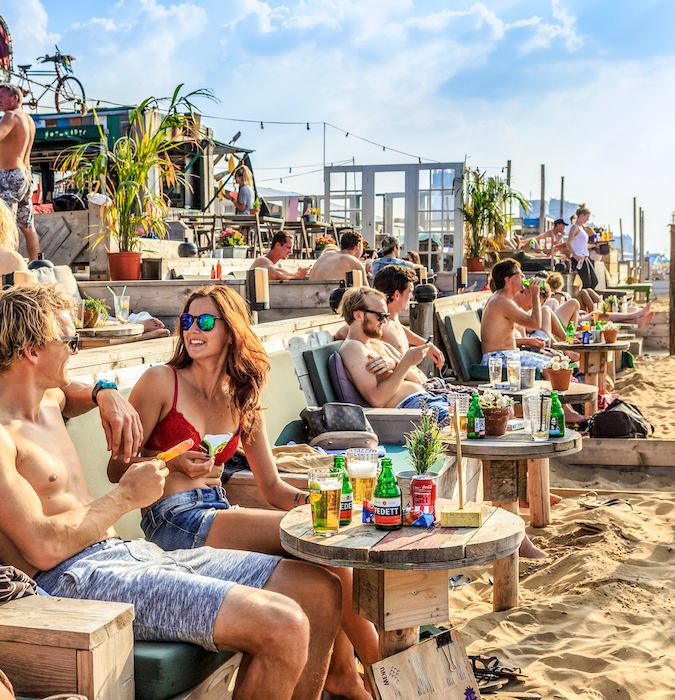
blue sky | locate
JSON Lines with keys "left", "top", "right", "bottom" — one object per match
{"left": 5, "top": 0, "right": 675, "bottom": 252}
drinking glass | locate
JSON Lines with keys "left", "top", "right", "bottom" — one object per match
{"left": 345, "top": 448, "right": 379, "bottom": 506}
{"left": 526, "top": 394, "right": 551, "bottom": 442}
{"left": 488, "top": 356, "right": 503, "bottom": 387}
{"left": 506, "top": 356, "right": 521, "bottom": 392}
{"left": 445, "top": 393, "right": 470, "bottom": 439}
{"left": 307, "top": 468, "right": 342, "bottom": 536}
{"left": 72, "top": 299, "right": 85, "bottom": 329}
{"left": 113, "top": 295, "right": 130, "bottom": 323}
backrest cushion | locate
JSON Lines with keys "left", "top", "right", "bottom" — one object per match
{"left": 302, "top": 340, "right": 342, "bottom": 405}
{"left": 444, "top": 310, "right": 482, "bottom": 382}
{"left": 328, "top": 352, "right": 369, "bottom": 407}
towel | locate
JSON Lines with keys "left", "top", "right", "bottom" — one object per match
{"left": 0, "top": 565, "right": 37, "bottom": 603}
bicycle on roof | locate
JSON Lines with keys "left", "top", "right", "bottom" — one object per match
{"left": 13, "top": 45, "right": 86, "bottom": 114}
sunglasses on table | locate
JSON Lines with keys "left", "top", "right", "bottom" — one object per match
{"left": 362, "top": 309, "right": 390, "bottom": 322}
{"left": 180, "top": 313, "right": 224, "bottom": 332}
{"left": 61, "top": 334, "right": 79, "bottom": 354}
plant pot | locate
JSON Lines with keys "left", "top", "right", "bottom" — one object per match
{"left": 466, "top": 256, "right": 485, "bottom": 272}
{"left": 483, "top": 407, "right": 511, "bottom": 436}
{"left": 83, "top": 308, "right": 99, "bottom": 328}
{"left": 543, "top": 368, "right": 573, "bottom": 391}
{"left": 221, "top": 245, "right": 248, "bottom": 259}
{"left": 212, "top": 248, "right": 224, "bottom": 259}
{"left": 396, "top": 470, "right": 417, "bottom": 509}
{"left": 108, "top": 252, "right": 141, "bottom": 281}
{"left": 603, "top": 329, "right": 618, "bottom": 344}
{"left": 410, "top": 473, "right": 439, "bottom": 516}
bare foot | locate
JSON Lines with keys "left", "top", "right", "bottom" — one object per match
{"left": 519, "top": 535, "right": 548, "bottom": 559}
{"left": 637, "top": 310, "right": 654, "bottom": 330}
{"left": 324, "top": 672, "right": 373, "bottom": 700}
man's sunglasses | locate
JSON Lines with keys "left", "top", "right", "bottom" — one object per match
{"left": 180, "top": 313, "right": 224, "bottom": 332}
{"left": 362, "top": 309, "right": 390, "bottom": 322}
{"left": 61, "top": 334, "right": 79, "bottom": 354}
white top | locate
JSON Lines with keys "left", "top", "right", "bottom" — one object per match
{"left": 568, "top": 225, "right": 589, "bottom": 257}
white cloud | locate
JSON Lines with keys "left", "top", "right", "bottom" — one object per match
{"left": 4, "top": 0, "right": 59, "bottom": 62}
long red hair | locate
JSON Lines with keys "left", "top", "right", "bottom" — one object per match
{"left": 168, "top": 285, "right": 269, "bottom": 437}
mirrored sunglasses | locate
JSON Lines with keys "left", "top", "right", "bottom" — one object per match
{"left": 180, "top": 313, "right": 224, "bottom": 332}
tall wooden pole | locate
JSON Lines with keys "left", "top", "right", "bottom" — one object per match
{"left": 539, "top": 165, "right": 546, "bottom": 234}
{"left": 639, "top": 208, "right": 645, "bottom": 282}
{"left": 619, "top": 218, "right": 624, "bottom": 262}
{"left": 506, "top": 160, "right": 512, "bottom": 230}
{"left": 670, "top": 221, "right": 675, "bottom": 355}
{"left": 559, "top": 177, "right": 564, "bottom": 218}
{"left": 632, "top": 197, "right": 637, "bottom": 273}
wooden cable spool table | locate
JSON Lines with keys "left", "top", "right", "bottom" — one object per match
{"left": 478, "top": 380, "right": 599, "bottom": 415}
{"left": 77, "top": 323, "right": 145, "bottom": 349}
{"left": 280, "top": 500, "right": 524, "bottom": 657}
{"left": 445, "top": 430, "right": 582, "bottom": 528}
{"left": 553, "top": 341, "right": 630, "bottom": 393}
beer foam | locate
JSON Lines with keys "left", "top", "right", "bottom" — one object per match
{"left": 347, "top": 460, "right": 377, "bottom": 478}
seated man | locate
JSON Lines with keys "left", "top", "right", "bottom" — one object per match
{"left": 0, "top": 284, "right": 341, "bottom": 699}
{"left": 309, "top": 229, "right": 368, "bottom": 283}
{"left": 250, "top": 230, "right": 310, "bottom": 281}
{"left": 481, "top": 258, "right": 552, "bottom": 371}
{"left": 371, "top": 235, "right": 416, "bottom": 276}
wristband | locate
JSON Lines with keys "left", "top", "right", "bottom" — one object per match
{"left": 92, "top": 379, "right": 118, "bottom": 405}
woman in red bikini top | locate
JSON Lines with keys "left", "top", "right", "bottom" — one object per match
{"left": 108, "top": 285, "right": 379, "bottom": 694}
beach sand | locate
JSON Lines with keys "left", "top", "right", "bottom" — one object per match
{"left": 445, "top": 490, "right": 674, "bottom": 699}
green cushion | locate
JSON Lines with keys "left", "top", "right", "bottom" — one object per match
{"left": 303, "top": 341, "right": 342, "bottom": 405}
{"left": 443, "top": 311, "right": 483, "bottom": 382}
{"left": 134, "top": 641, "right": 235, "bottom": 700}
{"left": 275, "top": 419, "right": 307, "bottom": 446}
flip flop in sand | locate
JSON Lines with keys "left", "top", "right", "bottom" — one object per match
{"left": 469, "top": 655, "right": 527, "bottom": 682}
{"left": 449, "top": 574, "right": 473, "bottom": 590}
{"left": 577, "top": 491, "right": 634, "bottom": 511}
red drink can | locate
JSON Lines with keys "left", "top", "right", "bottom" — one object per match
{"left": 410, "top": 475, "right": 438, "bottom": 518}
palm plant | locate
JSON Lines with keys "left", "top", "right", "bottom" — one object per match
{"left": 58, "top": 84, "right": 215, "bottom": 252}
{"left": 461, "top": 168, "right": 529, "bottom": 259}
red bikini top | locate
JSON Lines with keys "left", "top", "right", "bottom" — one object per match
{"left": 145, "top": 367, "right": 240, "bottom": 465}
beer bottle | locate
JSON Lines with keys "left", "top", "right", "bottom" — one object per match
{"left": 466, "top": 392, "right": 485, "bottom": 439}
{"left": 373, "top": 457, "right": 402, "bottom": 531}
{"left": 549, "top": 391, "right": 565, "bottom": 437}
{"left": 566, "top": 322, "right": 575, "bottom": 342}
{"left": 335, "top": 455, "right": 353, "bottom": 526}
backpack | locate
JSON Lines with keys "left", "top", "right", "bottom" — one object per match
{"left": 587, "top": 398, "right": 654, "bottom": 439}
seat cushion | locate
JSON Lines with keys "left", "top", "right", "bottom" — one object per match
{"left": 303, "top": 340, "right": 342, "bottom": 405}
{"left": 443, "top": 311, "right": 483, "bottom": 382}
{"left": 134, "top": 641, "right": 235, "bottom": 700}
{"left": 328, "top": 352, "right": 369, "bottom": 407}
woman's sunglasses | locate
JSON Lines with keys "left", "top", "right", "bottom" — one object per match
{"left": 180, "top": 313, "right": 224, "bottom": 332}
{"left": 61, "top": 334, "right": 79, "bottom": 354}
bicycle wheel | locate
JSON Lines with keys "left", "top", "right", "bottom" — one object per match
{"left": 55, "top": 75, "right": 85, "bottom": 113}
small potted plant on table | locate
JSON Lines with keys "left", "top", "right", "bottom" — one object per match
{"left": 602, "top": 321, "right": 619, "bottom": 344}
{"left": 314, "top": 235, "right": 337, "bottom": 257}
{"left": 542, "top": 356, "right": 575, "bottom": 391}
{"left": 217, "top": 229, "right": 247, "bottom": 259}
{"left": 82, "top": 296, "right": 110, "bottom": 328}
{"left": 480, "top": 390, "right": 514, "bottom": 437}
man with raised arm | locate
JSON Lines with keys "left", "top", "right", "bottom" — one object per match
{"left": 0, "top": 84, "right": 39, "bottom": 260}
{"left": 250, "top": 230, "right": 310, "bottom": 280}
{"left": 0, "top": 284, "right": 341, "bottom": 700}
{"left": 308, "top": 229, "right": 368, "bottom": 283}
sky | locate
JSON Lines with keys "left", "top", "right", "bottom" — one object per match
{"left": 4, "top": 0, "right": 675, "bottom": 253}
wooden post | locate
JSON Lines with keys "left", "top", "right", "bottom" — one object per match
{"left": 639, "top": 209, "right": 645, "bottom": 282}
{"left": 506, "top": 160, "right": 512, "bottom": 228}
{"left": 492, "top": 552, "right": 519, "bottom": 611}
{"left": 670, "top": 222, "right": 675, "bottom": 355}
{"left": 632, "top": 197, "right": 637, "bottom": 275}
{"left": 539, "top": 164, "right": 546, "bottom": 234}
{"left": 527, "top": 458, "right": 551, "bottom": 527}
{"left": 559, "top": 176, "right": 564, "bottom": 218}
{"left": 619, "top": 218, "right": 624, "bottom": 262}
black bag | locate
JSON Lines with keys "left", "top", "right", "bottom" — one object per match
{"left": 588, "top": 398, "right": 654, "bottom": 438}
{"left": 300, "top": 403, "right": 377, "bottom": 449}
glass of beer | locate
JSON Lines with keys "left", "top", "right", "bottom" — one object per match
{"left": 345, "top": 448, "right": 378, "bottom": 507}
{"left": 445, "top": 393, "right": 470, "bottom": 438}
{"left": 308, "top": 468, "right": 342, "bottom": 536}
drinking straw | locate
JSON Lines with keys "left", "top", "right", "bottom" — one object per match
{"left": 121, "top": 285, "right": 127, "bottom": 299}
{"left": 106, "top": 286, "right": 116, "bottom": 299}
{"left": 453, "top": 398, "right": 464, "bottom": 510}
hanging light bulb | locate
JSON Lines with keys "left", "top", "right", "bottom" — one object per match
{"left": 382, "top": 145, "right": 386, "bottom": 152}
{"left": 260, "top": 121, "right": 264, "bottom": 129}
{"left": 345, "top": 131, "right": 349, "bottom": 138}
{"left": 289, "top": 167, "right": 292, "bottom": 173}
{"left": 306, "top": 122, "right": 310, "bottom": 130}
{"left": 280, "top": 178, "right": 283, "bottom": 183}
{"left": 418, "top": 157, "right": 422, "bottom": 164}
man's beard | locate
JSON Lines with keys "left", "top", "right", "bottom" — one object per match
{"left": 363, "top": 323, "right": 383, "bottom": 339}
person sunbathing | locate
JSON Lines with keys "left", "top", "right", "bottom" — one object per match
{"left": 308, "top": 229, "right": 369, "bottom": 283}
{"left": 250, "top": 230, "right": 309, "bottom": 280}
{"left": 108, "top": 284, "right": 377, "bottom": 700}
{"left": 0, "top": 284, "right": 341, "bottom": 700}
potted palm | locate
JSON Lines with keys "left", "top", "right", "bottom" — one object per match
{"left": 82, "top": 296, "right": 109, "bottom": 328}
{"left": 217, "top": 229, "right": 248, "bottom": 258}
{"left": 58, "top": 85, "right": 214, "bottom": 280}
{"left": 461, "top": 168, "right": 529, "bottom": 272}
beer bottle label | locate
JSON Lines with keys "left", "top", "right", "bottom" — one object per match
{"left": 475, "top": 417, "right": 485, "bottom": 435}
{"left": 374, "top": 497, "right": 401, "bottom": 526}
{"left": 340, "top": 493, "right": 353, "bottom": 521}
{"left": 549, "top": 417, "right": 562, "bottom": 436}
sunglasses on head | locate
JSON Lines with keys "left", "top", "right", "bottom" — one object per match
{"left": 180, "top": 313, "right": 224, "bottom": 332}
{"left": 362, "top": 309, "right": 390, "bottom": 322}
{"left": 61, "top": 334, "right": 79, "bottom": 354}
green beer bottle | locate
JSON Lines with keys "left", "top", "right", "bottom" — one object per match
{"left": 373, "top": 457, "right": 402, "bottom": 531}
{"left": 566, "top": 322, "right": 575, "bottom": 342}
{"left": 336, "top": 455, "right": 353, "bottom": 526}
{"left": 466, "top": 392, "right": 485, "bottom": 439}
{"left": 549, "top": 391, "right": 565, "bottom": 438}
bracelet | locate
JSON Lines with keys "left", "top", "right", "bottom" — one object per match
{"left": 91, "top": 379, "right": 118, "bottom": 405}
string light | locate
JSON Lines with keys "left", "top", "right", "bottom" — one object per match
{"left": 306, "top": 122, "right": 310, "bottom": 130}
{"left": 345, "top": 132, "right": 349, "bottom": 138}
{"left": 260, "top": 121, "right": 264, "bottom": 129}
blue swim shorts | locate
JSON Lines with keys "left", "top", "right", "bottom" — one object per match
{"left": 397, "top": 391, "right": 450, "bottom": 422}
{"left": 35, "top": 538, "right": 280, "bottom": 651}
{"left": 141, "top": 486, "right": 231, "bottom": 551}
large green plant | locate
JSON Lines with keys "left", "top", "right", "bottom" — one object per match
{"left": 58, "top": 85, "right": 215, "bottom": 252}
{"left": 461, "top": 168, "right": 529, "bottom": 258}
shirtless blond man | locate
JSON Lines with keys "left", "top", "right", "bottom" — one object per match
{"left": 0, "top": 284, "right": 342, "bottom": 700}
{"left": 0, "top": 84, "right": 38, "bottom": 260}
{"left": 308, "top": 229, "right": 368, "bottom": 283}
{"left": 250, "top": 230, "right": 309, "bottom": 281}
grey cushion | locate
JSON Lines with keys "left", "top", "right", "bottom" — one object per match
{"left": 328, "top": 353, "right": 369, "bottom": 407}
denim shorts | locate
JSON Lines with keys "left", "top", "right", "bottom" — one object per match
{"left": 35, "top": 538, "right": 280, "bottom": 651}
{"left": 141, "top": 486, "right": 231, "bottom": 551}
{"left": 397, "top": 391, "right": 450, "bottom": 423}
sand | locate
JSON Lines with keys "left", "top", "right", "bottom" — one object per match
{"left": 613, "top": 352, "right": 675, "bottom": 438}
{"left": 445, "top": 491, "right": 675, "bottom": 699}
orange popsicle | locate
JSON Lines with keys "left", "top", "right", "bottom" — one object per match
{"left": 157, "top": 438, "right": 194, "bottom": 462}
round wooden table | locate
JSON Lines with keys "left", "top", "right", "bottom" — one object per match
{"left": 280, "top": 499, "right": 524, "bottom": 657}
{"left": 553, "top": 341, "right": 630, "bottom": 393}
{"left": 445, "top": 430, "right": 582, "bottom": 528}
{"left": 478, "top": 380, "right": 599, "bottom": 415}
